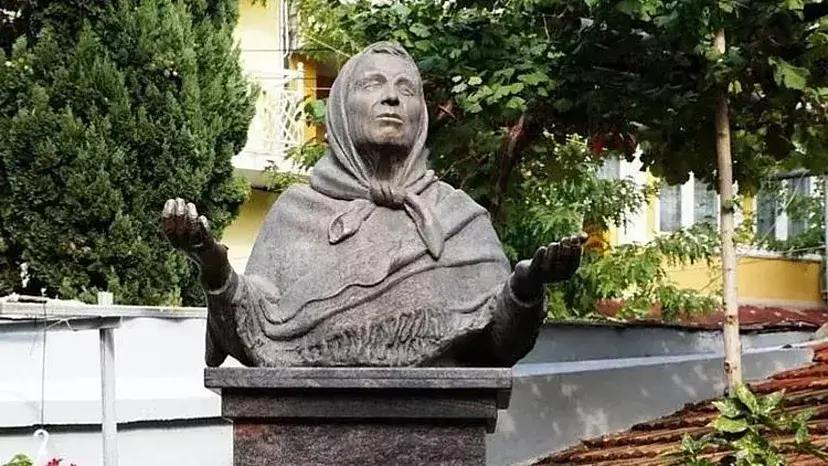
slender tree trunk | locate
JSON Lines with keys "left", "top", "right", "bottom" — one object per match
{"left": 714, "top": 28, "right": 742, "bottom": 393}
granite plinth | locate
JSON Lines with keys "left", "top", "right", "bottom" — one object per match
{"left": 205, "top": 367, "right": 512, "bottom": 466}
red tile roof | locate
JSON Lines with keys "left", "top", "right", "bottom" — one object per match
{"left": 595, "top": 301, "right": 828, "bottom": 332}
{"left": 535, "top": 342, "right": 828, "bottom": 465}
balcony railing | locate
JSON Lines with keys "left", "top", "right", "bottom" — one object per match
{"left": 234, "top": 50, "right": 308, "bottom": 182}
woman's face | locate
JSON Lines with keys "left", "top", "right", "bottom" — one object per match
{"left": 346, "top": 53, "right": 423, "bottom": 156}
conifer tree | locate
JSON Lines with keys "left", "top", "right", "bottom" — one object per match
{"left": 0, "top": 0, "right": 256, "bottom": 305}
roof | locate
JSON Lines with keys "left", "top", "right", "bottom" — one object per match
{"left": 595, "top": 300, "right": 828, "bottom": 332}
{"left": 535, "top": 342, "right": 828, "bottom": 466}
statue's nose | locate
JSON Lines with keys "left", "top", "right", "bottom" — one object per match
{"left": 380, "top": 85, "right": 400, "bottom": 106}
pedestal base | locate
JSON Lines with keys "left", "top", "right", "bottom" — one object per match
{"left": 205, "top": 367, "right": 512, "bottom": 466}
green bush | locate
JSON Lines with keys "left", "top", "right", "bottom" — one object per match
{"left": 0, "top": 1, "right": 256, "bottom": 305}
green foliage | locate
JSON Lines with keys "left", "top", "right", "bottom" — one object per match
{"left": 1, "top": 454, "right": 32, "bottom": 466}
{"left": 566, "top": 223, "right": 722, "bottom": 321}
{"left": 496, "top": 135, "right": 647, "bottom": 261}
{"left": 668, "top": 383, "right": 828, "bottom": 465}
{"left": 294, "top": 0, "right": 828, "bottom": 194}
{"left": 0, "top": 1, "right": 256, "bottom": 305}
{"left": 291, "top": 1, "right": 743, "bottom": 320}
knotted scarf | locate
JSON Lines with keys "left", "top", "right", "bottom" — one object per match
{"left": 309, "top": 42, "right": 445, "bottom": 259}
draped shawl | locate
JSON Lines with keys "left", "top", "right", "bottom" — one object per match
{"left": 205, "top": 43, "right": 514, "bottom": 367}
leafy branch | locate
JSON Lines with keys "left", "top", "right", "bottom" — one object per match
{"left": 1, "top": 455, "right": 32, "bottom": 466}
{"left": 667, "top": 383, "right": 828, "bottom": 465}
{"left": 559, "top": 222, "right": 722, "bottom": 321}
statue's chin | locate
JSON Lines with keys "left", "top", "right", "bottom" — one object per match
{"left": 363, "top": 138, "right": 412, "bottom": 159}
{"left": 370, "top": 131, "right": 404, "bottom": 146}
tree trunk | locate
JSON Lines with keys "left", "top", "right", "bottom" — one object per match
{"left": 490, "top": 113, "right": 528, "bottom": 223}
{"left": 714, "top": 28, "right": 742, "bottom": 394}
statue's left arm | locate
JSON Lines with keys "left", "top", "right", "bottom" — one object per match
{"left": 482, "top": 277, "right": 547, "bottom": 366}
{"left": 481, "top": 234, "right": 587, "bottom": 366}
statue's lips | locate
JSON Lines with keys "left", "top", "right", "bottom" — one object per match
{"left": 376, "top": 113, "right": 403, "bottom": 124}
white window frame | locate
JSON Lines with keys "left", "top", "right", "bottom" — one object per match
{"left": 617, "top": 152, "right": 649, "bottom": 244}
{"left": 595, "top": 150, "right": 651, "bottom": 245}
{"left": 754, "top": 175, "right": 819, "bottom": 243}
{"left": 654, "top": 174, "right": 722, "bottom": 234}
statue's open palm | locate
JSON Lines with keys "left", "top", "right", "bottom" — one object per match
{"left": 162, "top": 198, "right": 216, "bottom": 257}
{"left": 512, "top": 233, "right": 588, "bottom": 300}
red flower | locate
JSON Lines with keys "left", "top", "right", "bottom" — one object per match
{"left": 46, "top": 459, "right": 62, "bottom": 466}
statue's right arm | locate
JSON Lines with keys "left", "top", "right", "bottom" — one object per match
{"left": 203, "top": 266, "right": 288, "bottom": 367}
{"left": 162, "top": 198, "right": 254, "bottom": 367}
{"left": 203, "top": 268, "right": 254, "bottom": 367}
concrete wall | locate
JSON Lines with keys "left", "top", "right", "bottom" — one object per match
{"left": 0, "top": 421, "right": 231, "bottom": 466}
{"left": 0, "top": 317, "right": 232, "bottom": 465}
{"left": 489, "top": 344, "right": 814, "bottom": 466}
{"left": 521, "top": 322, "right": 812, "bottom": 363}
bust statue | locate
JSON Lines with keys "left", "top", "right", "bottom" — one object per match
{"left": 162, "top": 42, "right": 586, "bottom": 368}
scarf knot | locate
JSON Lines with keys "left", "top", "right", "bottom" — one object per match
{"left": 370, "top": 181, "right": 406, "bottom": 209}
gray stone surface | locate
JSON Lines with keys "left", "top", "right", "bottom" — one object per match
{"left": 163, "top": 41, "right": 587, "bottom": 368}
{"left": 233, "top": 423, "right": 484, "bottom": 466}
{"left": 204, "top": 366, "right": 514, "bottom": 389}
{"left": 208, "top": 366, "right": 511, "bottom": 465}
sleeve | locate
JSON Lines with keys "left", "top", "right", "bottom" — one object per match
{"left": 483, "top": 277, "right": 547, "bottom": 366}
{"left": 203, "top": 270, "right": 282, "bottom": 367}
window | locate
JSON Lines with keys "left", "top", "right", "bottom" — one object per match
{"left": 659, "top": 183, "right": 682, "bottom": 232}
{"left": 755, "top": 190, "right": 777, "bottom": 239}
{"left": 693, "top": 181, "right": 717, "bottom": 225}
{"left": 597, "top": 157, "right": 621, "bottom": 180}
{"left": 787, "top": 177, "right": 810, "bottom": 238}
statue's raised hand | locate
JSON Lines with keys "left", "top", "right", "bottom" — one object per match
{"left": 162, "top": 198, "right": 230, "bottom": 289}
{"left": 510, "top": 233, "right": 588, "bottom": 302}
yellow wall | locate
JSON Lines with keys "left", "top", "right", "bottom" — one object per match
{"left": 618, "top": 177, "right": 824, "bottom": 308}
{"left": 290, "top": 54, "right": 320, "bottom": 141}
{"left": 223, "top": 0, "right": 321, "bottom": 271}
{"left": 222, "top": 189, "right": 279, "bottom": 272}
{"left": 235, "top": 0, "right": 281, "bottom": 52}
{"left": 666, "top": 255, "right": 823, "bottom": 307}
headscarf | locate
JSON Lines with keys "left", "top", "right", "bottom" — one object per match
{"left": 309, "top": 42, "right": 445, "bottom": 259}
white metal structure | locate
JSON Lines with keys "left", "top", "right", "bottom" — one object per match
{"left": 233, "top": 53, "right": 307, "bottom": 187}
{"left": 0, "top": 295, "right": 228, "bottom": 466}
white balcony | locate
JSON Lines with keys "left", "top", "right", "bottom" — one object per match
{"left": 233, "top": 51, "right": 308, "bottom": 188}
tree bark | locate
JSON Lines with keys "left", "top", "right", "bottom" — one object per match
{"left": 714, "top": 28, "right": 742, "bottom": 394}
{"left": 490, "top": 114, "right": 527, "bottom": 223}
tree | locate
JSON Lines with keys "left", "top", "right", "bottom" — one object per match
{"left": 292, "top": 1, "right": 828, "bottom": 390}
{"left": 0, "top": 0, "right": 256, "bottom": 305}
{"left": 295, "top": 0, "right": 828, "bottom": 194}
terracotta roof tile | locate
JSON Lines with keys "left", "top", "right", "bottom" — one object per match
{"left": 535, "top": 342, "right": 828, "bottom": 466}
{"left": 595, "top": 301, "right": 828, "bottom": 331}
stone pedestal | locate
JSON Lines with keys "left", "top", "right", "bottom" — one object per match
{"left": 204, "top": 367, "right": 512, "bottom": 466}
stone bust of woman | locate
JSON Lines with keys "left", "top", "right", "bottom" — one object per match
{"left": 163, "top": 42, "right": 586, "bottom": 368}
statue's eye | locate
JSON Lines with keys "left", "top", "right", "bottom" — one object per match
{"left": 360, "top": 79, "right": 383, "bottom": 91}
{"left": 398, "top": 84, "right": 414, "bottom": 96}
